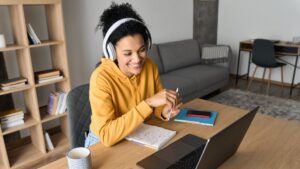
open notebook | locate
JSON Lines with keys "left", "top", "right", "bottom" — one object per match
{"left": 126, "top": 123, "right": 176, "bottom": 150}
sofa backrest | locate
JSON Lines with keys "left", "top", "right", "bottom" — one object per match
{"left": 147, "top": 44, "right": 164, "bottom": 73}
{"left": 158, "top": 39, "right": 201, "bottom": 73}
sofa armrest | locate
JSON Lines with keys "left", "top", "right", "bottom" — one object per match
{"left": 200, "top": 44, "right": 232, "bottom": 68}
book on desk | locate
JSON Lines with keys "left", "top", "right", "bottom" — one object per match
{"left": 174, "top": 108, "right": 217, "bottom": 126}
{"left": 126, "top": 123, "right": 176, "bottom": 150}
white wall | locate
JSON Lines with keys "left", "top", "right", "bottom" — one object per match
{"left": 218, "top": 0, "right": 300, "bottom": 84}
{"left": 62, "top": 0, "right": 193, "bottom": 87}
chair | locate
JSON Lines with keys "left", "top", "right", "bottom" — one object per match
{"left": 67, "top": 84, "right": 91, "bottom": 148}
{"left": 247, "top": 39, "right": 286, "bottom": 94}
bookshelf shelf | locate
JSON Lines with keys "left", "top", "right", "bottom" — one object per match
{"left": 7, "top": 143, "right": 44, "bottom": 169}
{"left": 0, "top": 0, "right": 71, "bottom": 168}
{"left": 2, "top": 117, "right": 38, "bottom": 135}
{"left": 28, "top": 40, "right": 64, "bottom": 48}
{"left": 0, "top": 44, "right": 25, "bottom": 52}
{"left": 35, "top": 77, "right": 67, "bottom": 88}
{"left": 49, "top": 132, "right": 68, "bottom": 151}
{"left": 0, "top": 85, "right": 32, "bottom": 96}
{"left": 40, "top": 106, "right": 67, "bottom": 123}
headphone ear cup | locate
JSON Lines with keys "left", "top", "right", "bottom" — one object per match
{"left": 107, "top": 42, "right": 117, "bottom": 60}
{"left": 147, "top": 39, "right": 151, "bottom": 49}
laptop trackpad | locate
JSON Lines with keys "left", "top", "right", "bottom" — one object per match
{"left": 154, "top": 141, "right": 195, "bottom": 164}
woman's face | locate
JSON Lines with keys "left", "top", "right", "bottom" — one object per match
{"left": 115, "top": 34, "right": 147, "bottom": 77}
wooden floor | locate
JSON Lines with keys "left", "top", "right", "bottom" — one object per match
{"left": 28, "top": 76, "right": 300, "bottom": 169}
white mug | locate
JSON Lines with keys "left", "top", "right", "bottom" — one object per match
{"left": 0, "top": 34, "right": 6, "bottom": 48}
{"left": 67, "top": 147, "right": 92, "bottom": 169}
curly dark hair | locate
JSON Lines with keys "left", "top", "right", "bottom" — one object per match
{"left": 96, "top": 2, "right": 151, "bottom": 47}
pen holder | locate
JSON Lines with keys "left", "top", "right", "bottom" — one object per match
{"left": 0, "top": 34, "right": 6, "bottom": 48}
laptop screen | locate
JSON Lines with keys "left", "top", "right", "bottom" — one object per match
{"left": 195, "top": 106, "right": 259, "bottom": 169}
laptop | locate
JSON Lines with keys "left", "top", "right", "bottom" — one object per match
{"left": 136, "top": 106, "right": 259, "bottom": 169}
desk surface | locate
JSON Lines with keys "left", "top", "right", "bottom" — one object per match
{"left": 239, "top": 40, "right": 300, "bottom": 55}
{"left": 39, "top": 99, "right": 300, "bottom": 169}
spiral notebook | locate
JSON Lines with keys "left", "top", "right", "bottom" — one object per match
{"left": 126, "top": 123, "right": 176, "bottom": 150}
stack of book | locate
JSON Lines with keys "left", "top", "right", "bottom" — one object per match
{"left": 0, "top": 108, "right": 25, "bottom": 129}
{"left": 47, "top": 91, "right": 68, "bottom": 115}
{"left": 34, "top": 69, "right": 63, "bottom": 84}
{"left": 27, "top": 23, "right": 41, "bottom": 44}
{"left": 0, "top": 77, "right": 27, "bottom": 91}
{"left": 174, "top": 108, "right": 218, "bottom": 126}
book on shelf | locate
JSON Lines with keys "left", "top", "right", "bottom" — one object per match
{"left": 174, "top": 108, "right": 218, "bottom": 126}
{"left": 26, "top": 23, "right": 41, "bottom": 44}
{"left": 1, "top": 119, "right": 24, "bottom": 129}
{"left": 0, "top": 77, "right": 27, "bottom": 87}
{"left": 39, "top": 74, "right": 61, "bottom": 81}
{"left": 27, "top": 32, "right": 35, "bottom": 45}
{"left": 47, "top": 91, "right": 68, "bottom": 115}
{"left": 0, "top": 108, "right": 25, "bottom": 129}
{"left": 38, "top": 76, "right": 63, "bottom": 84}
{"left": 1, "top": 82, "right": 27, "bottom": 90}
{"left": 44, "top": 131, "right": 54, "bottom": 151}
{"left": 0, "top": 108, "right": 23, "bottom": 119}
{"left": 1, "top": 113, "right": 24, "bottom": 123}
{"left": 126, "top": 123, "right": 176, "bottom": 150}
{"left": 34, "top": 69, "right": 60, "bottom": 79}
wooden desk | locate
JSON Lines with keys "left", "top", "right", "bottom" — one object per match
{"left": 235, "top": 40, "right": 300, "bottom": 96}
{"left": 39, "top": 99, "right": 300, "bottom": 169}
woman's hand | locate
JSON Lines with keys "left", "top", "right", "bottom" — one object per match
{"left": 145, "top": 88, "right": 182, "bottom": 120}
{"left": 161, "top": 102, "right": 183, "bottom": 120}
{"left": 145, "top": 89, "right": 178, "bottom": 108}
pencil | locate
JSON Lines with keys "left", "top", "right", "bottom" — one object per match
{"left": 168, "top": 88, "right": 179, "bottom": 120}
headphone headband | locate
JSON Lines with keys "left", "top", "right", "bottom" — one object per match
{"left": 102, "top": 18, "right": 151, "bottom": 60}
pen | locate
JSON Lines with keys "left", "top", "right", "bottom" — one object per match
{"left": 168, "top": 88, "right": 179, "bottom": 120}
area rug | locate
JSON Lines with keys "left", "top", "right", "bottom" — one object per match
{"left": 209, "top": 89, "right": 300, "bottom": 122}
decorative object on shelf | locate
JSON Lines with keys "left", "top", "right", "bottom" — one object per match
{"left": 0, "top": 77, "right": 27, "bottom": 91}
{"left": 0, "top": 34, "right": 6, "bottom": 48}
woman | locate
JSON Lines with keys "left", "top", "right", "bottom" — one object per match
{"left": 85, "top": 2, "right": 182, "bottom": 147}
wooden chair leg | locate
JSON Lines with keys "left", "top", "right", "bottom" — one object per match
{"left": 266, "top": 68, "right": 272, "bottom": 95}
{"left": 281, "top": 66, "right": 284, "bottom": 95}
{"left": 247, "top": 66, "right": 258, "bottom": 90}
{"left": 262, "top": 68, "right": 266, "bottom": 81}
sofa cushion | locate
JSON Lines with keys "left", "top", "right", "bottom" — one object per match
{"left": 147, "top": 44, "right": 164, "bottom": 73}
{"left": 158, "top": 39, "right": 201, "bottom": 73}
{"left": 167, "top": 65, "right": 229, "bottom": 91}
{"left": 160, "top": 74, "right": 198, "bottom": 97}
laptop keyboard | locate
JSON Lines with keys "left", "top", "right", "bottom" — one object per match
{"left": 168, "top": 143, "right": 205, "bottom": 169}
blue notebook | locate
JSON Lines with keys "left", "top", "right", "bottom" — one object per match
{"left": 174, "top": 108, "right": 217, "bottom": 126}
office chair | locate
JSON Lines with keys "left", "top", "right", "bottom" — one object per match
{"left": 247, "top": 39, "right": 286, "bottom": 95}
{"left": 67, "top": 84, "right": 92, "bottom": 148}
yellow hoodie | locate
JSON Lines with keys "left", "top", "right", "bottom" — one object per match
{"left": 89, "top": 57, "right": 164, "bottom": 146}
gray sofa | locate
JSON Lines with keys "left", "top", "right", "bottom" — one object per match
{"left": 148, "top": 39, "right": 231, "bottom": 103}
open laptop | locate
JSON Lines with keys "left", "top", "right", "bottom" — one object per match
{"left": 136, "top": 106, "right": 259, "bottom": 169}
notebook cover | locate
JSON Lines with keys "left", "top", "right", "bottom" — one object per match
{"left": 174, "top": 108, "right": 217, "bottom": 126}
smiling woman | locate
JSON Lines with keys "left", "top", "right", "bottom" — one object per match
{"left": 85, "top": 2, "right": 182, "bottom": 147}
{"left": 115, "top": 34, "right": 147, "bottom": 77}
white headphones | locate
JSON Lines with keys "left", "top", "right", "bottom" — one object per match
{"left": 102, "top": 18, "right": 152, "bottom": 60}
